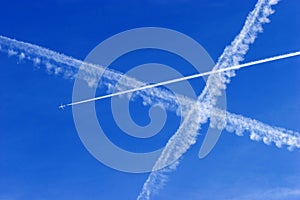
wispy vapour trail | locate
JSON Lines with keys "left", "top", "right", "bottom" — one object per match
{"left": 1, "top": 33, "right": 298, "bottom": 151}
{"left": 137, "top": 0, "right": 281, "bottom": 199}
{"left": 0, "top": 35, "right": 106, "bottom": 87}
{"left": 0, "top": 35, "right": 192, "bottom": 114}
{"left": 219, "top": 110, "right": 300, "bottom": 150}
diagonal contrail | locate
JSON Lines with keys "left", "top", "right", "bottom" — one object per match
{"left": 137, "top": 0, "right": 284, "bottom": 199}
{"left": 60, "top": 51, "right": 300, "bottom": 108}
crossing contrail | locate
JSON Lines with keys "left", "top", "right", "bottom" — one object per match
{"left": 60, "top": 51, "right": 300, "bottom": 108}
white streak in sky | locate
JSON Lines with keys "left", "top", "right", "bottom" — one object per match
{"left": 0, "top": 1, "right": 298, "bottom": 198}
{"left": 1, "top": 33, "right": 298, "bottom": 151}
{"left": 0, "top": 34, "right": 196, "bottom": 114}
{"left": 62, "top": 50, "right": 300, "bottom": 107}
{"left": 137, "top": 0, "right": 281, "bottom": 199}
{"left": 0, "top": 35, "right": 105, "bottom": 87}
{"left": 217, "top": 110, "right": 300, "bottom": 150}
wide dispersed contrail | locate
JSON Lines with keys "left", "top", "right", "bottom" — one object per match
{"left": 1, "top": 33, "right": 298, "bottom": 151}
{"left": 137, "top": 0, "right": 282, "bottom": 199}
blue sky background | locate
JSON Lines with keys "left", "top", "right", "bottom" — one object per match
{"left": 0, "top": 0, "right": 299, "bottom": 199}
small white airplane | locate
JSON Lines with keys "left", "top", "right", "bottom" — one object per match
{"left": 59, "top": 104, "right": 66, "bottom": 110}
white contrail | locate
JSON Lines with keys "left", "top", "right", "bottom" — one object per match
{"left": 137, "top": 0, "right": 281, "bottom": 199}
{"left": 1, "top": 33, "right": 298, "bottom": 151}
{"left": 60, "top": 50, "right": 300, "bottom": 108}
{"left": 223, "top": 110, "right": 300, "bottom": 150}
{"left": 0, "top": 34, "right": 192, "bottom": 114}
{"left": 0, "top": 35, "right": 106, "bottom": 87}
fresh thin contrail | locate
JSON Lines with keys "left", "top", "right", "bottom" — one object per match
{"left": 61, "top": 51, "right": 300, "bottom": 108}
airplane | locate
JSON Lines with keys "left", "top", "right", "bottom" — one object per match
{"left": 59, "top": 104, "right": 66, "bottom": 110}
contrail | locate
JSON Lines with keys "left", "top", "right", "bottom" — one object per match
{"left": 223, "top": 110, "right": 300, "bottom": 150}
{"left": 137, "top": 104, "right": 204, "bottom": 199}
{"left": 1, "top": 33, "right": 298, "bottom": 151}
{"left": 196, "top": 0, "right": 280, "bottom": 158}
{"left": 137, "top": 107, "right": 300, "bottom": 199}
{"left": 0, "top": 35, "right": 106, "bottom": 87}
{"left": 137, "top": 0, "right": 281, "bottom": 199}
{"left": 60, "top": 50, "right": 300, "bottom": 108}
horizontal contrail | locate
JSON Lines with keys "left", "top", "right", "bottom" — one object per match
{"left": 0, "top": 33, "right": 299, "bottom": 150}
{"left": 61, "top": 51, "right": 300, "bottom": 108}
{"left": 223, "top": 110, "right": 300, "bottom": 150}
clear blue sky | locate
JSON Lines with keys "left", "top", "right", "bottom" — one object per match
{"left": 0, "top": 0, "right": 299, "bottom": 199}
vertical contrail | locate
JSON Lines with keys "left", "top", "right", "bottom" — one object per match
{"left": 137, "top": 0, "right": 280, "bottom": 199}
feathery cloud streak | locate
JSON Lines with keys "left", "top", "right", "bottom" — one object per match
{"left": 1, "top": 33, "right": 298, "bottom": 150}
{"left": 137, "top": 0, "right": 282, "bottom": 199}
